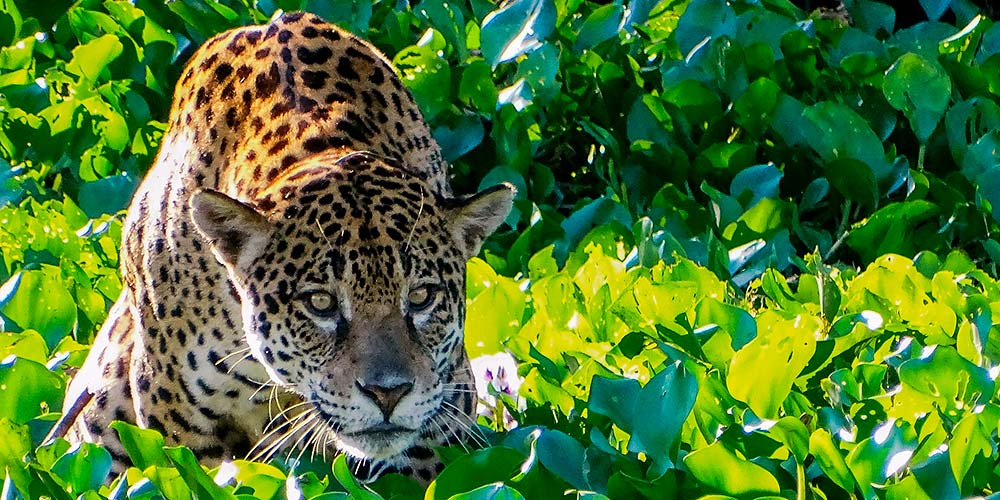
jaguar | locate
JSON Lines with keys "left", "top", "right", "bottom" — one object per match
{"left": 52, "top": 11, "right": 514, "bottom": 483}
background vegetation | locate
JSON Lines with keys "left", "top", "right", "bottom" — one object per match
{"left": 2, "top": 0, "right": 1000, "bottom": 498}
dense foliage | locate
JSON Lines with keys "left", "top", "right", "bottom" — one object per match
{"left": 3, "top": 0, "right": 1000, "bottom": 498}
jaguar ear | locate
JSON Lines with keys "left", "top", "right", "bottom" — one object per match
{"left": 190, "top": 189, "right": 273, "bottom": 272}
{"left": 447, "top": 183, "right": 516, "bottom": 259}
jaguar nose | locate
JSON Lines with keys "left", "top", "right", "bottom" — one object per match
{"left": 356, "top": 379, "right": 414, "bottom": 419}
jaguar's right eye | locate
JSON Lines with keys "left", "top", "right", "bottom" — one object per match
{"left": 300, "top": 291, "right": 338, "bottom": 316}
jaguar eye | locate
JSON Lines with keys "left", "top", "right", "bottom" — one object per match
{"left": 408, "top": 284, "right": 438, "bottom": 312}
{"left": 301, "top": 291, "right": 337, "bottom": 316}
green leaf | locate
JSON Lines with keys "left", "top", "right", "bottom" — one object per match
{"left": 447, "top": 483, "right": 525, "bottom": 500}
{"left": 944, "top": 97, "right": 1000, "bottom": 170}
{"left": 163, "top": 447, "right": 238, "bottom": 500}
{"left": 897, "top": 346, "right": 993, "bottom": 419}
{"left": 575, "top": 4, "right": 623, "bottom": 52}
{"left": 332, "top": 455, "right": 383, "bottom": 500}
{"left": 0, "top": 267, "right": 77, "bottom": 349}
{"left": 426, "top": 447, "right": 525, "bottom": 500}
{"left": 949, "top": 414, "right": 992, "bottom": 489}
{"left": 803, "top": 102, "right": 893, "bottom": 183}
{"left": 0, "top": 331, "right": 49, "bottom": 364}
{"left": 733, "top": 78, "right": 781, "bottom": 137}
{"left": 459, "top": 59, "right": 499, "bottom": 113}
{"left": 50, "top": 443, "right": 111, "bottom": 495}
{"left": 845, "top": 201, "right": 942, "bottom": 262}
{"left": 393, "top": 37, "right": 452, "bottom": 121}
{"left": 767, "top": 417, "right": 809, "bottom": 463}
{"left": 727, "top": 312, "right": 819, "bottom": 418}
{"left": 683, "top": 441, "right": 780, "bottom": 497}
{"left": 110, "top": 421, "right": 169, "bottom": 469}
{"left": 0, "top": 356, "right": 64, "bottom": 424}
{"left": 67, "top": 34, "right": 124, "bottom": 82}
{"left": 0, "top": 419, "right": 32, "bottom": 495}
{"left": 884, "top": 53, "right": 952, "bottom": 143}
{"left": 808, "top": 429, "right": 855, "bottom": 495}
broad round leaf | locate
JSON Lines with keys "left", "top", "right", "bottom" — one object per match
{"left": 683, "top": 441, "right": 780, "bottom": 496}
{"left": 884, "top": 52, "right": 952, "bottom": 142}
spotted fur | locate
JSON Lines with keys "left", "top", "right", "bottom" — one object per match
{"left": 53, "top": 12, "right": 514, "bottom": 483}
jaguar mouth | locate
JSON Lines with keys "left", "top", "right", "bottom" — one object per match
{"left": 348, "top": 422, "right": 415, "bottom": 440}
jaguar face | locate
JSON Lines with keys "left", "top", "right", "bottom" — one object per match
{"left": 190, "top": 151, "right": 514, "bottom": 460}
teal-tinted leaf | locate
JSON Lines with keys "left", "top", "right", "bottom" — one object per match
{"left": 851, "top": 1, "right": 895, "bottom": 35}
{"left": 434, "top": 114, "right": 485, "bottom": 162}
{"left": 480, "top": 0, "right": 555, "bottom": 67}
{"left": 627, "top": 95, "right": 673, "bottom": 147}
{"left": 946, "top": 98, "right": 1000, "bottom": 171}
{"left": 730, "top": 164, "right": 781, "bottom": 208}
{"left": 770, "top": 94, "right": 818, "bottom": 147}
{"left": 919, "top": 0, "right": 950, "bottom": 21}
{"left": 0, "top": 356, "right": 64, "bottom": 424}
{"left": 977, "top": 166, "right": 1000, "bottom": 223}
{"left": 625, "top": 0, "right": 658, "bottom": 28}
{"left": 559, "top": 197, "right": 631, "bottom": 257}
{"left": 884, "top": 53, "right": 952, "bottom": 143}
{"left": 77, "top": 173, "right": 137, "bottom": 218}
{"left": 416, "top": 0, "right": 467, "bottom": 59}
{"left": 575, "top": 4, "right": 623, "bottom": 52}
{"left": 515, "top": 43, "right": 559, "bottom": 103}
{"left": 588, "top": 376, "right": 640, "bottom": 432}
{"left": 674, "top": 0, "right": 737, "bottom": 56}
{"left": 0, "top": 267, "right": 77, "bottom": 348}
{"left": 695, "top": 298, "right": 756, "bottom": 351}
{"left": 800, "top": 178, "right": 829, "bottom": 212}
{"left": 683, "top": 441, "right": 780, "bottom": 496}
{"left": 629, "top": 360, "right": 698, "bottom": 466}
{"left": 535, "top": 429, "right": 587, "bottom": 489}
{"left": 889, "top": 448, "right": 960, "bottom": 500}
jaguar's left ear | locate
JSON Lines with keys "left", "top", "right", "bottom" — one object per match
{"left": 446, "top": 183, "right": 516, "bottom": 259}
{"left": 190, "top": 189, "right": 274, "bottom": 273}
